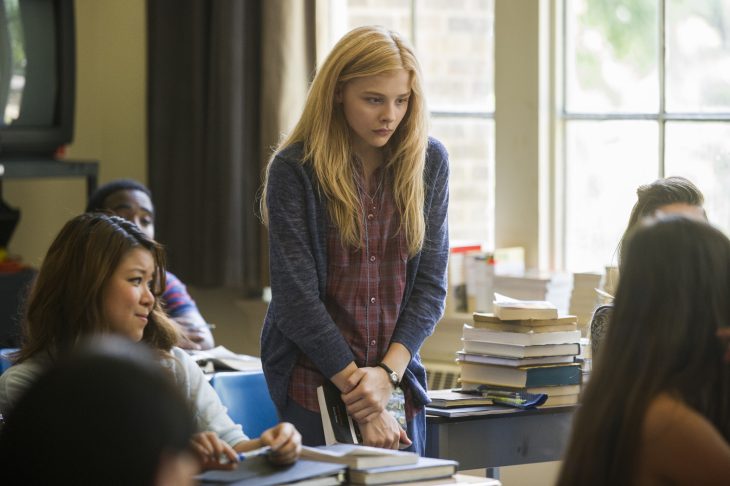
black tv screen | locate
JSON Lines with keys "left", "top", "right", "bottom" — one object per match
{"left": 0, "top": 0, "right": 75, "bottom": 158}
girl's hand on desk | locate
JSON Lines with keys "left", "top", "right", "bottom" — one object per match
{"left": 342, "top": 367, "right": 392, "bottom": 422}
{"left": 190, "top": 431, "right": 238, "bottom": 470}
{"left": 259, "top": 422, "right": 302, "bottom": 465}
{"left": 358, "top": 411, "right": 411, "bottom": 450}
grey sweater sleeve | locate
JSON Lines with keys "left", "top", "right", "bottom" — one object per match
{"left": 265, "top": 156, "right": 356, "bottom": 379}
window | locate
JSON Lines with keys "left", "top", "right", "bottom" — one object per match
{"left": 561, "top": 0, "right": 730, "bottom": 271}
{"left": 328, "top": 0, "right": 495, "bottom": 247}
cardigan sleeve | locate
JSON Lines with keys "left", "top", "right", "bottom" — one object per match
{"left": 390, "top": 138, "right": 450, "bottom": 359}
{"left": 265, "top": 156, "right": 356, "bottom": 379}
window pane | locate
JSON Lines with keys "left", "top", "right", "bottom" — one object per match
{"left": 666, "top": 0, "right": 730, "bottom": 113}
{"left": 565, "top": 121, "right": 658, "bottom": 271}
{"left": 343, "top": 0, "right": 412, "bottom": 38}
{"left": 665, "top": 122, "right": 730, "bottom": 234}
{"left": 431, "top": 117, "right": 494, "bottom": 247}
{"left": 415, "top": 0, "right": 494, "bottom": 112}
{"left": 565, "top": 0, "right": 658, "bottom": 113}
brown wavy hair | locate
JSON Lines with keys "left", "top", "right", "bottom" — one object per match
{"left": 17, "top": 213, "right": 179, "bottom": 362}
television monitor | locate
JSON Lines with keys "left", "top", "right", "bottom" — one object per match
{"left": 0, "top": 0, "right": 75, "bottom": 158}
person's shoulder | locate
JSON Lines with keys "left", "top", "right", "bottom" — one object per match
{"left": 426, "top": 137, "right": 448, "bottom": 163}
{"left": 167, "top": 346, "right": 198, "bottom": 368}
{"left": 268, "top": 143, "right": 312, "bottom": 184}
{"left": 273, "top": 142, "right": 306, "bottom": 166}
{"left": 643, "top": 393, "right": 702, "bottom": 434}
{"left": 165, "top": 270, "right": 182, "bottom": 285}
{"left": 0, "top": 355, "right": 50, "bottom": 412}
{"left": 640, "top": 393, "right": 730, "bottom": 483}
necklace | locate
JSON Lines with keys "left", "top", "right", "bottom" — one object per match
{"left": 354, "top": 164, "right": 385, "bottom": 208}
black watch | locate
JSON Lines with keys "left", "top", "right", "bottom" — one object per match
{"left": 377, "top": 362, "right": 400, "bottom": 388}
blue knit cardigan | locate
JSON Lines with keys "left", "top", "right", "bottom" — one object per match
{"left": 261, "top": 137, "right": 450, "bottom": 413}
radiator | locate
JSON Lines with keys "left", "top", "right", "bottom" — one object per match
{"left": 424, "top": 361, "right": 461, "bottom": 391}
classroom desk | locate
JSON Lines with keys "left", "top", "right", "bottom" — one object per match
{"left": 425, "top": 405, "right": 576, "bottom": 471}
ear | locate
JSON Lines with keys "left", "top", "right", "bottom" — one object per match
{"left": 334, "top": 83, "right": 343, "bottom": 103}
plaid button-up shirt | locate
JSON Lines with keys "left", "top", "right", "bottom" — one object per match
{"left": 288, "top": 166, "right": 418, "bottom": 420}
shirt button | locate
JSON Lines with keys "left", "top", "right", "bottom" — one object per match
{"left": 369, "top": 255, "right": 376, "bottom": 262}
{"left": 367, "top": 213, "right": 374, "bottom": 220}
{"left": 370, "top": 297, "right": 376, "bottom": 304}
{"left": 370, "top": 340, "right": 376, "bottom": 346}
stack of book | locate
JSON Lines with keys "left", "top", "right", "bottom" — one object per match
{"left": 576, "top": 337, "right": 592, "bottom": 384}
{"left": 301, "top": 444, "right": 458, "bottom": 485}
{"left": 457, "top": 300, "right": 583, "bottom": 406}
{"left": 492, "top": 272, "right": 572, "bottom": 315}
{"left": 568, "top": 272, "right": 602, "bottom": 334}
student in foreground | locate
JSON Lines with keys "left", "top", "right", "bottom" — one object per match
{"left": 0, "top": 337, "right": 199, "bottom": 485}
{"left": 0, "top": 213, "right": 301, "bottom": 470}
{"left": 558, "top": 215, "right": 730, "bottom": 486}
{"left": 260, "top": 25, "right": 449, "bottom": 453}
{"left": 86, "top": 179, "right": 215, "bottom": 350}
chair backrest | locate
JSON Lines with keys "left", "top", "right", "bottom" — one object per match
{"left": 590, "top": 304, "right": 613, "bottom": 358}
{"left": 0, "top": 348, "right": 19, "bottom": 374}
{"left": 209, "top": 371, "right": 279, "bottom": 439}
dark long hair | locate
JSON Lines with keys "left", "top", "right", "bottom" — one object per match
{"left": 558, "top": 216, "right": 730, "bottom": 486}
{"left": 0, "top": 337, "right": 195, "bottom": 485}
{"left": 18, "top": 213, "right": 179, "bottom": 362}
{"left": 618, "top": 176, "right": 704, "bottom": 264}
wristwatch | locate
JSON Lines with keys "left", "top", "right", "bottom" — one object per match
{"left": 377, "top": 362, "right": 400, "bottom": 388}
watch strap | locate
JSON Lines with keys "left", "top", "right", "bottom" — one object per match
{"left": 376, "top": 362, "right": 400, "bottom": 387}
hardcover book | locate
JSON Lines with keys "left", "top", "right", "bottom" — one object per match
{"left": 461, "top": 339, "right": 581, "bottom": 358}
{"left": 473, "top": 312, "right": 578, "bottom": 327}
{"left": 348, "top": 456, "right": 458, "bottom": 485}
{"left": 426, "top": 389, "right": 494, "bottom": 408}
{"left": 459, "top": 362, "right": 582, "bottom": 388}
{"left": 300, "top": 444, "right": 417, "bottom": 469}
{"left": 456, "top": 351, "right": 575, "bottom": 367}
{"left": 471, "top": 319, "right": 578, "bottom": 333}
{"left": 459, "top": 383, "right": 581, "bottom": 397}
{"left": 196, "top": 456, "right": 345, "bottom": 485}
{"left": 462, "top": 324, "right": 581, "bottom": 346}
{"left": 492, "top": 300, "right": 559, "bottom": 321}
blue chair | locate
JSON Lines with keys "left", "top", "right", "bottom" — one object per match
{"left": 209, "top": 371, "right": 279, "bottom": 439}
{"left": 0, "top": 348, "right": 19, "bottom": 373}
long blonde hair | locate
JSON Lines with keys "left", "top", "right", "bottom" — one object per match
{"left": 261, "top": 25, "right": 429, "bottom": 256}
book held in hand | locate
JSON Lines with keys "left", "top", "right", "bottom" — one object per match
{"left": 317, "top": 381, "right": 362, "bottom": 445}
{"left": 300, "top": 444, "right": 418, "bottom": 469}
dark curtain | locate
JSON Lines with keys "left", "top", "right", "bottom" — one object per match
{"left": 147, "top": 0, "right": 262, "bottom": 293}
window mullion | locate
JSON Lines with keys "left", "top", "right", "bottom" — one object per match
{"left": 658, "top": 0, "right": 666, "bottom": 178}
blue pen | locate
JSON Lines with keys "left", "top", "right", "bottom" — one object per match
{"left": 236, "top": 445, "right": 271, "bottom": 461}
{"left": 218, "top": 445, "right": 271, "bottom": 464}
